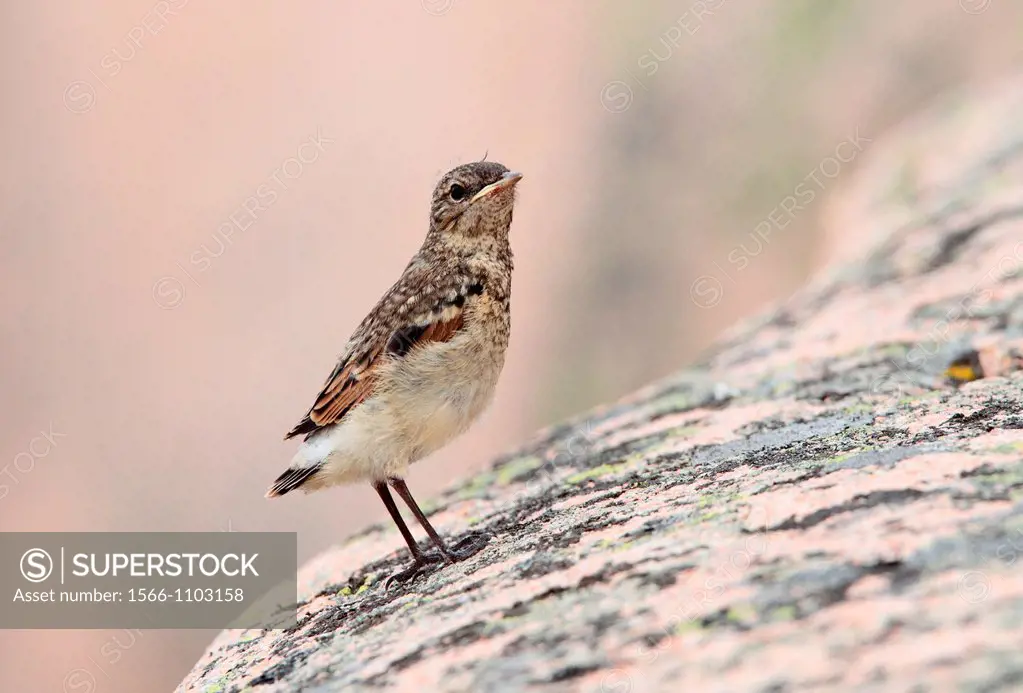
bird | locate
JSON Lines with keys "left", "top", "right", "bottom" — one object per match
{"left": 266, "top": 160, "right": 522, "bottom": 584}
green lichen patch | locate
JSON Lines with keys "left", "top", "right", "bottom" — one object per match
{"left": 496, "top": 456, "right": 544, "bottom": 485}
{"left": 338, "top": 573, "right": 378, "bottom": 598}
{"left": 566, "top": 462, "right": 628, "bottom": 485}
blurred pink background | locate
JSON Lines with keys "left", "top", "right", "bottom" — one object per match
{"left": 2, "top": 1, "right": 1022, "bottom": 690}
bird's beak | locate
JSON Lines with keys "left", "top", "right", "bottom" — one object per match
{"left": 471, "top": 171, "right": 523, "bottom": 204}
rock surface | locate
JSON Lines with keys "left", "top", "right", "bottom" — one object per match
{"left": 179, "top": 76, "right": 1023, "bottom": 692}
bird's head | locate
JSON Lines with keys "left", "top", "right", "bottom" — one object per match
{"left": 429, "top": 161, "right": 522, "bottom": 239}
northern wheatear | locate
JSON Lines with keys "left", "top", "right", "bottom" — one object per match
{"left": 267, "top": 161, "right": 522, "bottom": 583}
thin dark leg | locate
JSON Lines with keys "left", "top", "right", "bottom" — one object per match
{"left": 389, "top": 477, "right": 490, "bottom": 563}
{"left": 374, "top": 481, "right": 441, "bottom": 585}
{"left": 374, "top": 481, "right": 426, "bottom": 561}
{"left": 387, "top": 478, "right": 453, "bottom": 558}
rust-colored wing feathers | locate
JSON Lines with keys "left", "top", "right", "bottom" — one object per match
{"left": 385, "top": 305, "right": 464, "bottom": 357}
{"left": 284, "top": 271, "right": 482, "bottom": 440}
{"left": 309, "top": 353, "right": 379, "bottom": 427}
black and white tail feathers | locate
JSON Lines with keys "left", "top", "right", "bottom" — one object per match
{"left": 265, "top": 464, "right": 322, "bottom": 498}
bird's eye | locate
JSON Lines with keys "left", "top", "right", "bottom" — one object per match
{"left": 449, "top": 184, "right": 466, "bottom": 201}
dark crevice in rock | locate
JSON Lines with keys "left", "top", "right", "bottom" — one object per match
{"left": 502, "top": 586, "right": 570, "bottom": 618}
{"left": 577, "top": 561, "right": 634, "bottom": 588}
{"left": 548, "top": 663, "right": 602, "bottom": 682}
{"left": 247, "top": 656, "right": 302, "bottom": 687}
{"left": 631, "top": 567, "right": 688, "bottom": 589}
{"left": 749, "top": 560, "right": 917, "bottom": 627}
{"left": 769, "top": 489, "right": 928, "bottom": 531}
{"left": 925, "top": 223, "right": 984, "bottom": 272}
{"left": 943, "top": 399, "right": 1023, "bottom": 428}
{"left": 438, "top": 621, "right": 489, "bottom": 648}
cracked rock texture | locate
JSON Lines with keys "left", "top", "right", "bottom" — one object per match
{"left": 180, "top": 77, "right": 1023, "bottom": 692}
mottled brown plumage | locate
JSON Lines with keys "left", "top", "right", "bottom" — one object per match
{"left": 266, "top": 160, "right": 522, "bottom": 584}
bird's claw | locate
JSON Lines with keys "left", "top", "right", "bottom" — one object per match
{"left": 443, "top": 531, "right": 491, "bottom": 562}
{"left": 382, "top": 551, "right": 444, "bottom": 589}
{"left": 383, "top": 533, "right": 491, "bottom": 589}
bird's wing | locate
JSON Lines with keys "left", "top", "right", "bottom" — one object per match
{"left": 285, "top": 264, "right": 483, "bottom": 440}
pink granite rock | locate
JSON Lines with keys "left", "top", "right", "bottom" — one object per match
{"left": 179, "top": 76, "right": 1023, "bottom": 692}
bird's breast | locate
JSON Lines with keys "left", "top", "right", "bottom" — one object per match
{"left": 380, "top": 291, "right": 509, "bottom": 460}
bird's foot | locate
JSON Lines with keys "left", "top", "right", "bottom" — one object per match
{"left": 383, "top": 551, "right": 445, "bottom": 589}
{"left": 383, "top": 533, "right": 492, "bottom": 589}
{"left": 440, "top": 531, "right": 492, "bottom": 563}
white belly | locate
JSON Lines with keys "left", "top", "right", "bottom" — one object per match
{"left": 295, "top": 330, "right": 505, "bottom": 487}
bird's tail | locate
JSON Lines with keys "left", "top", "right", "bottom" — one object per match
{"left": 265, "top": 463, "right": 322, "bottom": 498}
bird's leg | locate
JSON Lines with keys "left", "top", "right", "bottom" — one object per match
{"left": 388, "top": 477, "right": 490, "bottom": 563}
{"left": 374, "top": 481, "right": 442, "bottom": 586}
